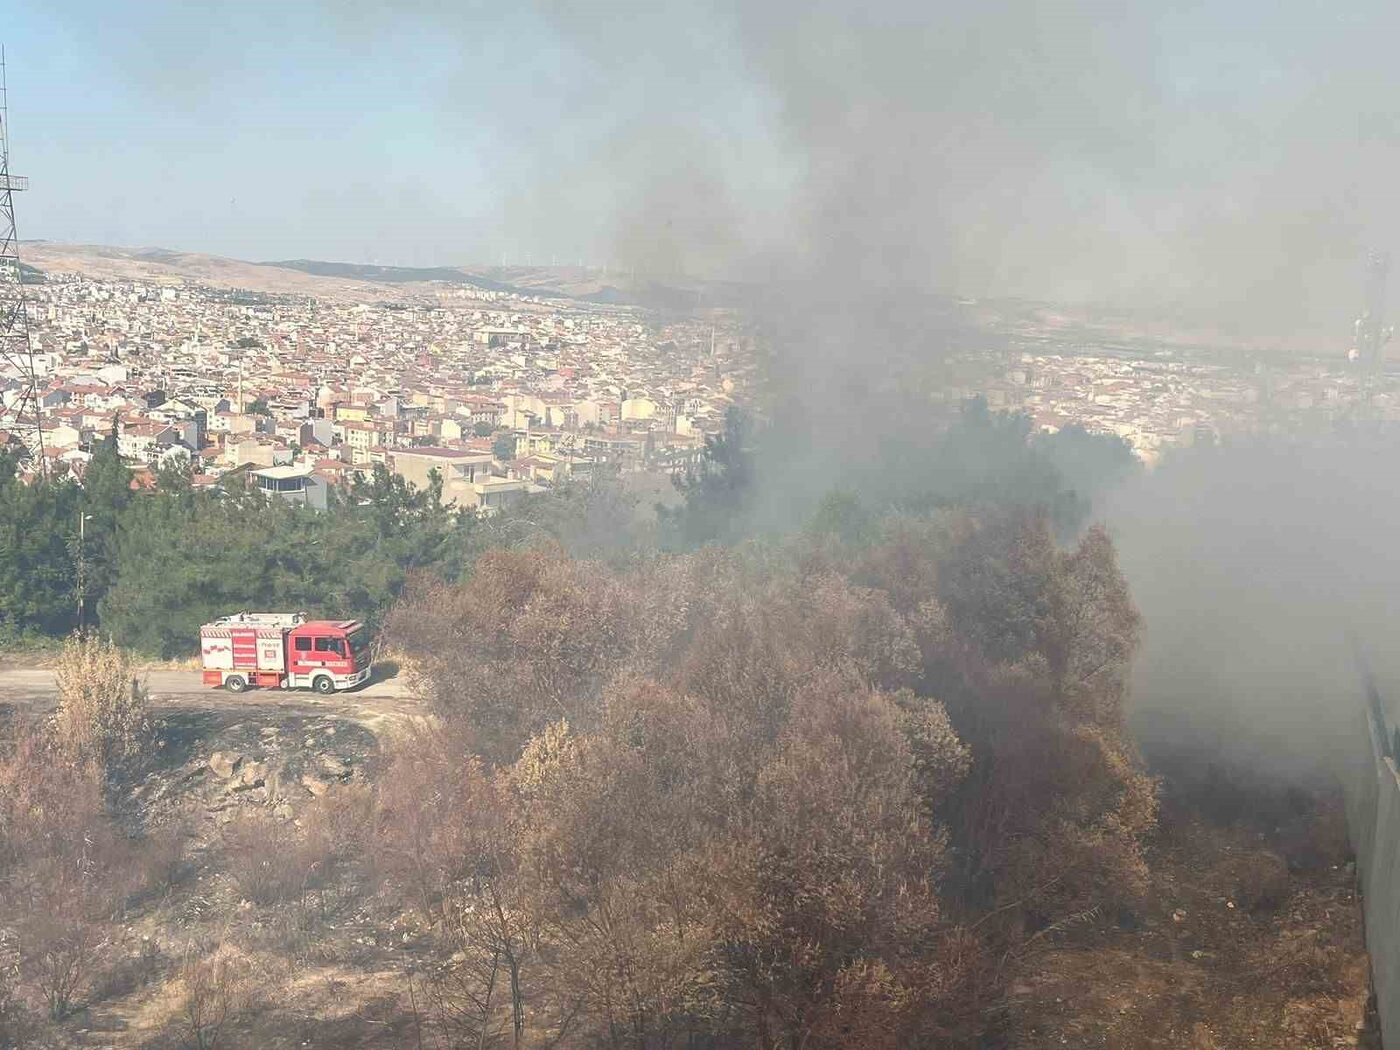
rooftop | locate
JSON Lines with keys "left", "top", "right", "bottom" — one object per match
{"left": 393, "top": 446, "right": 491, "bottom": 460}
{"left": 251, "top": 464, "right": 315, "bottom": 480}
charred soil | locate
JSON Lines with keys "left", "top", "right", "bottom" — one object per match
{"left": 1002, "top": 772, "right": 1378, "bottom": 1049}
{"left": 0, "top": 703, "right": 1381, "bottom": 1048}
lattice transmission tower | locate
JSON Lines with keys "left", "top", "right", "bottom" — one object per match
{"left": 0, "top": 47, "right": 43, "bottom": 477}
{"left": 1351, "top": 251, "right": 1393, "bottom": 415}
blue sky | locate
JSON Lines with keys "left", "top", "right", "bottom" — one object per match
{"left": 6, "top": 2, "right": 597, "bottom": 265}
{"left": 5, "top": 1, "right": 785, "bottom": 270}
{"left": 7, "top": 0, "right": 1400, "bottom": 328}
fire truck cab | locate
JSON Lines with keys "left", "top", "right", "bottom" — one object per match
{"left": 200, "top": 612, "right": 373, "bottom": 694}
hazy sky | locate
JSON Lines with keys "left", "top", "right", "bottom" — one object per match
{"left": 7, "top": 3, "right": 550, "bottom": 265}
{"left": 8, "top": 1, "right": 1400, "bottom": 330}
{"left": 6, "top": 1, "right": 788, "bottom": 270}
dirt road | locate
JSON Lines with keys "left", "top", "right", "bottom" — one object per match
{"left": 0, "top": 666, "right": 424, "bottom": 730}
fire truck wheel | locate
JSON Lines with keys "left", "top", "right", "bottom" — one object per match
{"left": 224, "top": 675, "right": 248, "bottom": 693}
{"left": 312, "top": 675, "right": 336, "bottom": 695}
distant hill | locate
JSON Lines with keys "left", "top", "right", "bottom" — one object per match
{"left": 269, "top": 259, "right": 527, "bottom": 296}
{"left": 19, "top": 242, "right": 404, "bottom": 299}
{"left": 17, "top": 241, "right": 745, "bottom": 311}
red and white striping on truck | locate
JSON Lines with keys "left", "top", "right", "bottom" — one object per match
{"left": 199, "top": 612, "right": 372, "bottom": 694}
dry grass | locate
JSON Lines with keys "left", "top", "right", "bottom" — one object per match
{"left": 221, "top": 789, "right": 372, "bottom": 920}
{"left": 221, "top": 810, "right": 319, "bottom": 906}
{"left": 1000, "top": 792, "right": 1375, "bottom": 1049}
{"left": 52, "top": 632, "right": 150, "bottom": 774}
{"left": 170, "top": 945, "right": 256, "bottom": 1050}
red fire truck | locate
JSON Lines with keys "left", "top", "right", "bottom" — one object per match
{"left": 199, "top": 612, "right": 372, "bottom": 694}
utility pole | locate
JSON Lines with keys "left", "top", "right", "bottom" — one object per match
{"left": 0, "top": 47, "right": 43, "bottom": 477}
{"left": 1352, "top": 251, "right": 1393, "bottom": 413}
{"left": 76, "top": 512, "right": 91, "bottom": 630}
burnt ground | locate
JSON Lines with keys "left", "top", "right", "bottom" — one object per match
{"left": 0, "top": 667, "right": 1384, "bottom": 1048}
{"left": 1003, "top": 774, "right": 1379, "bottom": 1049}
{"left": 0, "top": 660, "right": 425, "bottom": 741}
{"left": 0, "top": 662, "right": 438, "bottom": 1049}
{"left": 125, "top": 707, "right": 383, "bottom": 823}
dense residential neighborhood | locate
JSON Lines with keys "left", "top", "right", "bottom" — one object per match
{"left": 979, "top": 345, "right": 1395, "bottom": 464}
{"left": 3, "top": 257, "right": 1394, "bottom": 500}
{"left": 0, "top": 266, "right": 750, "bottom": 508}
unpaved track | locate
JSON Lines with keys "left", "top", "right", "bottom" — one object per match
{"left": 0, "top": 667, "right": 426, "bottom": 731}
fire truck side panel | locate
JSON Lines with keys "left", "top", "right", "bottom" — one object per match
{"left": 256, "top": 632, "right": 284, "bottom": 671}
{"left": 200, "top": 614, "right": 369, "bottom": 691}
{"left": 200, "top": 626, "right": 235, "bottom": 670}
{"left": 230, "top": 627, "right": 259, "bottom": 670}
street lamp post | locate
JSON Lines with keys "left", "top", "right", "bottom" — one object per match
{"left": 76, "top": 513, "right": 92, "bottom": 631}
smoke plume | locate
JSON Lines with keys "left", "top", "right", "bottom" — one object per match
{"left": 1106, "top": 432, "right": 1400, "bottom": 782}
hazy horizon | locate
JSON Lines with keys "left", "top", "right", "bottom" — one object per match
{"left": 9, "top": 1, "right": 1400, "bottom": 340}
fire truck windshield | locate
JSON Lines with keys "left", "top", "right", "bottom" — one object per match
{"left": 348, "top": 628, "right": 370, "bottom": 662}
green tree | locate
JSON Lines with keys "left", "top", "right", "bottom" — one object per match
{"left": 807, "top": 490, "right": 873, "bottom": 545}
{"left": 492, "top": 433, "right": 516, "bottom": 460}
{"left": 99, "top": 465, "right": 467, "bottom": 656}
{"left": 1035, "top": 423, "right": 1138, "bottom": 512}
{"left": 78, "top": 428, "right": 134, "bottom": 620}
{"left": 155, "top": 454, "right": 194, "bottom": 497}
{"left": 0, "top": 460, "right": 81, "bottom": 638}
{"left": 663, "top": 404, "right": 754, "bottom": 548}
{"left": 81, "top": 425, "right": 131, "bottom": 519}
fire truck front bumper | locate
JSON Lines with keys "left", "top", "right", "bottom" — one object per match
{"left": 337, "top": 667, "right": 372, "bottom": 690}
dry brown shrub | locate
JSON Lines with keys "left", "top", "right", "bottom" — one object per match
{"left": 172, "top": 945, "right": 255, "bottom": 1050}
{"left": 299, "top": 783, "right": 374, "bottom": 865}
{"left": 221, "top": 810, "right": 320, "bottom": 906}
{"left": 295, "top": 784, "right": 375, "bottom": 923}
{"left": 387, "top": 547, "right": 670, "bottom": 762}
{"left": 0, "top": 929, "right": 28, "bottom": 1046}
{"left": 14, "top": 853, "right": 131, "bottom": 1019}
{"left": 1218, "top": 849, "right": 1291, "bottom": 913}
{"left": 372, "top": 516, "right": 1167, "bottom": 1044}
{"left": 406, "top": 962, "right": 504, "bottom": 1050}
{"left": 377, "top": 544, "right": 984, "bottom": 1044}
{"left": 959, "top": 703, "right": 1158, "bottom": 924}
{"left": 51, "top": 633, "right": 149, "bottom": 776}
{"left": 375, "top": 722, "right": 503, "bottom": 923}
{"left": 897, "top": 689, "right": 973, "bottom": 804}
{"left": 0, "top": 727, "right": 142, "bottom": 1020}
{"left": 848, "top": 513, "right": 962, "bottom": 618}
{"left": 376, "top": 725, "right": 535, "bottom": 1044}
{"left": 806, "top": 959, "right": 914, "bottom": 1050}
{"left": 677, "top": 676, "right": 960, "bottom": 1048}
{"left": 138, "top": 822, "right": 191, "bottom": 898}
{"left": 89, "top": 938, "right": 160, "bottom": 1003}
{"left": 922, "top": 513, "right": 1157, "bottom": 936}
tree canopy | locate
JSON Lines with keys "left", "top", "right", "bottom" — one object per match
{"left": 381, "top": 505, "right": 1154, "bottom": 1046}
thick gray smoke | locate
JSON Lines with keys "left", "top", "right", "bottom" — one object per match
{"left": 72, "top": 1, "right": 1400, "bottom": 336}
{"left": 324, "top": 0, "right": 1400, "bottom": 337}
{"left": 314, "top": 0, "right": 1400, "bottom": 534}
{"left": 62, "top": 0, "right": 1400, "bottom": 335}
{"left": 84, "top": 3, "right": 1400, "bottom": 756}
{"left": 1106, "top": 433, "right": 1400, "bottom": 783}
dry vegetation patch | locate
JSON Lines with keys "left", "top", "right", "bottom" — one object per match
{"left": 0, "top": 530, "right": 1385, "bottom": 1048}
{"left": 1002, "top": 788, "right": 1376, "bottom": 1049}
